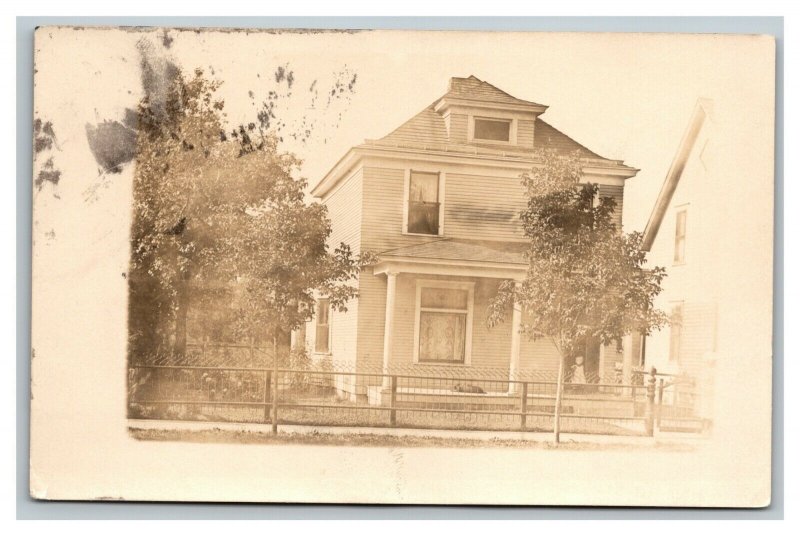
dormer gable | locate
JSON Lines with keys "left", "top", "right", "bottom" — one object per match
{"left": 434, "top": 76, "right": 548, "bottom": 148}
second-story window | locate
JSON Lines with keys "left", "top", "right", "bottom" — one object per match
{"left": 407, "top": 171, "right": 440, "bottom": 235}
{"left": 674, "top": 209, "right": 687, "bottom": 264}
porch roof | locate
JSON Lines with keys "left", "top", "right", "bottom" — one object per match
{"left": 377, "top": 238, "right": 528, "bottom": 270}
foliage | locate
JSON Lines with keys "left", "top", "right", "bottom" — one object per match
{"left": 129, "top": 66, "right": 368, "bottom": 357}
{"left": 488, "top": 149, "right": 667, "bottom": 358}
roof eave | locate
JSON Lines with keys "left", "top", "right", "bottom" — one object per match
{"left": 310, "top": 147, "right": 362, "bottom": 198}
{"left": 312, "top": 144, "right": 639, "bottom": 198}
{"left": 641, "top": 99, "right": 713, "bottom": 251}
{"left": 434, "top": 96, "right": 548, "bottom": 116}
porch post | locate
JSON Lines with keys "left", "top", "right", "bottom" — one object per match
{"left": 622, "top": 333, "right": 634, "bottom": 396}
{"left": 381, "top": 271, "right": 398, "bottom": 389}
{"left": 508, "top": 281, "right": 522, "bottom": 394}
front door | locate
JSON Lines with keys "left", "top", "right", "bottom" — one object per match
{"left": 568, "top": 336, "right": 601, "bottom": 384}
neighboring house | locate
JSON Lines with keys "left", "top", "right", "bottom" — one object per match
{"left": 627, "top": 99, "right": 718, "bottom": 380}
{"left": 304, "top": 76, "right": 638, "bottom": 400}
{"left": 626, "top": 98, "right": 773, "bottom": 423}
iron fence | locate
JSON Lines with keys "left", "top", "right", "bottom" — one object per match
{"left": 128, "top": 359, "right": 708, "bottom": 437}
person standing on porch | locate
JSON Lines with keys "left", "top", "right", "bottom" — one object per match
{"left": 571, "top": 355, "right": 587, "bottom": 384}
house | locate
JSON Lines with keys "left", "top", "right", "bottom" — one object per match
{"left": 303, "top": 76, "right": 639, "bottom": 400}
{"left": 625, "top": 98, "right": 774, "bottom": 425}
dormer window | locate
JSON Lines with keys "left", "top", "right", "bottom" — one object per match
{"left": 467, "top": 115, "right": 517, "bottom": 145}
{"left": 473, "top": 117, "right": 511, "bottom": 142}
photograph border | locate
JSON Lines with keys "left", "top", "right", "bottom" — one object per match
{"left": 16, "top": 15, "right": 784, "bottom": 520}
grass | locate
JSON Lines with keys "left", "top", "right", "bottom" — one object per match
{"left": 129, "top": 426, "right": 695, "bottom": 450}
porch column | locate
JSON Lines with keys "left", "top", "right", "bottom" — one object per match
{"left": 622, "top": 333, "right": 634, "bottom": 395}
{"left": 381, "top": 271, "right": 398, "bottom": 389}
{"left": 508, "top": 282, "right": 522, "bottom": 394}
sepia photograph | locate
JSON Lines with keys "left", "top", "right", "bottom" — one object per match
{"left": 27, "top": 25, "right": 776, "bottom": 506}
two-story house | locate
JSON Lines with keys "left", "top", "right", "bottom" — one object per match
{"left": 304, "top": 76, "right": 638, "bottom": 401}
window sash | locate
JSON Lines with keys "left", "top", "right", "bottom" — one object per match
{"left": 407, "top": 171, "right": 441, "bottom": 235}
{"left": 473, "top": 117, "right": 511, "bottom": 142}
{"left": 418, "top": 311, "right": 467, "bottom": 363}
{"left": 407, "top": 201, "right": 440, "bottom": 235}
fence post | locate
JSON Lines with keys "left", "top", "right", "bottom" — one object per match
{"left": 656, "top": 378, "right": 665, "bottom": 430}
{"left": 389, "top": 375, "right": 397, "bottom": 427}
{"left": 645, "top": 367, "right": 657, "bottom": 437}
{"left": 520, "top": 382, "right": 528, "bottom": 430}
{"left": 271, "top": 336, "right": 278, "bottom": 434}
{"left": 263, "top": 370, "right": 271, "bottom": 424}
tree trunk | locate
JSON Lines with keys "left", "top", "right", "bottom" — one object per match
{"left": 553, "top": 352, "right": 567, "bottom": 443}
{"left": 173, "top": 274, "right": 189, "bottom": 358}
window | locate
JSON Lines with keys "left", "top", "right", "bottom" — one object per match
{"left": 668, "top": 303, "right": 683, "bottom": 362}
{"left": 674, "top": 209, "right": 687, "bottom": 263}
{"left": 473, "top": 117, "right": 511, "bottom": 142}
{"left": 407, "top": 171, "right": 440, "bottom": 235}
{"left": 415, "top": 283, "right": 474, "bottom": 364}
{"left": 314, "top": 298, "right": 330, "bottom": 353}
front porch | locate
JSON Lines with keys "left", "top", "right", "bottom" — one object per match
{"left": 371, "top": 240, "right": 535, "bottom": 392}
{"left": 367, "top": 239, "right": 635, "bottom": 394}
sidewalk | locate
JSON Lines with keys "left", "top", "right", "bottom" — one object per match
{"left": 128, "top": 418, "right": 707, "bottom": 447}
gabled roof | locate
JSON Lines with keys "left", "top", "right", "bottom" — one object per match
{"left": 372, "top": 102, "right": 608, "bottom": 161}
{"left": 443, "top": 75, "right": 546, "bottom": 108}
{"left": 380, "top": 238, "right": 527, "bottom": 264}
{"left": 312, "top": 76, "right": 638, "bottom": 197}
{"left": 641, "top": 99, "right": 713, "bottom": 251}
{"left": 372, "top": 76, "right": 613, "bottom": 161}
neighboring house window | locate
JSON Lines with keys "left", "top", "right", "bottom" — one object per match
{"left": 669, "top": 303, "right": 683, "bottom": 362}
{"left": 674, "top": 209, "right": 687, "bottom": 263}
{"left": 415, "top": 282, "right": 474, "bottom": 364}
{"left": 407, "top": 171, "right": 441, "bottom": 235}
{"left": 314, "top": 298, "right": 330, "bottom": 354}
{"left": 473, "top": 117, "right": 511, "bottom": 142}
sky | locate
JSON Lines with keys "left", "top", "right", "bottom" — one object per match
{"left": 33, "top": 27, "right": 775, "bottom": 233}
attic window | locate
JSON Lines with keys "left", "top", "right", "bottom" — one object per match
{"left": 473, "top": 117, "right": 511, "bottom": 142}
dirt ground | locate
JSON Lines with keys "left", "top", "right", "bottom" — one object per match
{"left": 129, "top": 426, "right": 696, "bottom": 451}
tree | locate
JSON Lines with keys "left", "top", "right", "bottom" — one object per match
{"left": 128, "top": 66, "right": 367, "bottom": 362}
{"left": 488, "top": 149, "right": 667, "bottom": 443}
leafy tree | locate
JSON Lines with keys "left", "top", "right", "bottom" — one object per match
{"left": 129, "top": 66, "right": 367, "bottom": 361}
{"left": 488, "top": 149, "right": 667, "bottom": 442}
